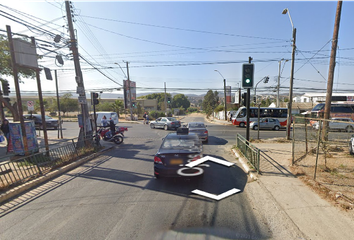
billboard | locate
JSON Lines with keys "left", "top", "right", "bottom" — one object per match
{"left": 123, "top": 80, "right": 136, "bottom": 109}
{"left": 226, "top": 86, "right": 231, "bottom": 103}
{"left": 13, "top": 38, "right": 38, "bottom": 69}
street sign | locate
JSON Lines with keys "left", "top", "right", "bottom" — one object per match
{"left": 27, "top": 101, "right": 34, "bottom": 111}
{"left": 78, "top": 96, "right": 87, "bottom": 104}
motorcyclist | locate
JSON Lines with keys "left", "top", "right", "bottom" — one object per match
{"left": 109, "top": 118, "right": 115, "bottom": 135}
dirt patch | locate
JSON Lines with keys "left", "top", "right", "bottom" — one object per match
{"left": 291, "top": 149, "right": 354, "bottom": 211}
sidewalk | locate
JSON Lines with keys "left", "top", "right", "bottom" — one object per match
{"left": 207, "top": 116, "right": 354, "bottom": 239}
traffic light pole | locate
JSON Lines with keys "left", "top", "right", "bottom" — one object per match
{"left": 245, "top": 57, "right": 252, "bottom": 142}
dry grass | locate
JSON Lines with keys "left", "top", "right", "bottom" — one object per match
{"left": 291, "top": 149, "right": 354, "bottom": 210}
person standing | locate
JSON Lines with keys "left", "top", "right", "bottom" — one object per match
{"left": 101, "top": 115, "right": 108, "bottom": 127}
{"left": 143, "top": 112, "right": 147, "bottom": 124}
{"left": 0, "top": 119, "right": 10, "bottom": 146}
{"left": 109, "top": 118, "right": 115, "bottom": 135}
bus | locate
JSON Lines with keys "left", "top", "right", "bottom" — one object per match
{"left": 232, "top": 106, "right": 288, "bottom": 127}
{"left": 310, "top": 103, "right": 354, "bottom": 119}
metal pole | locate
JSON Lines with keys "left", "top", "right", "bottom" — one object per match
{"left": 126, "top": 61, "right": 133, "bottom": 121}
{"left": 224, "top": 78, "right": 227, "bottom": 121}
{"left": 164, "top": 82, "right": 167, "bottom": 114}
{"left": 55, "top": 70, "right": 63, "bottom": 139}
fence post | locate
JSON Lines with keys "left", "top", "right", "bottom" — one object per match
{"left": 305, "top": 118, "right": 308, "bottom": 153}
{"left": 314, "top": 120, "right": 322, "bottom": 180}
{"left": 291, "top": 117, "right": 295, "bottom": 165}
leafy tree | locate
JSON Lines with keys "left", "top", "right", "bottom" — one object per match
{"left": 60, "top": 93, "right": 79, "bottom": 116}
{"left": 187, "top": 107, "right": 198, "bottom": 113}
{"left": 172, "top": 94, "right": 190, "bottom": 110}
{"left": 96, "top": 101, "right": 113, "bottom": 111}
{"left": 0, "top": 36, "right": 35, "bottom": 79}
{"left": 111, "top": 99, "right": 124, "bottom": 117}
{"left": 202, "top": 90, "right": 219, "bottom": 116}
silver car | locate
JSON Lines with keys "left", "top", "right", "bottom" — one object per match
{"left": 187, "top": 122, "right": 209, "bottom": 143}
{"left": 250, "top": 117, "right": 281, "bottom": 131}
{"left": 150, "top": 117, "right": 181, "bottom": 130}
{"left": 313, "top": 118, "right": 354, "bottom": 132}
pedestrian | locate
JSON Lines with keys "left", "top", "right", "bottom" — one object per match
{"left": 109, "top": 118, "right": 116, "bottom": 135}
{"left": 101, "top": 115, "right": 108, "bottom": 127}
{"left": 143, "top": 112, "right": 147, "bottom": 124}
{"left": 0, "top": 119, "right": 10, "bottom": 146}
{"left": 146, "top": 114, "right": 149, "bottom": 125}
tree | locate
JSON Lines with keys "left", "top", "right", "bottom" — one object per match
{"left": 172, "top": 94, "right": 190, "bottom": 110}
{"left": 60, "top": 93, "right": 79, "bottom": 116}
{"left": 96, "top": 102, "right": 113, "bottom": 112}
{"left": 202, "top": 90, "right": 219, "bottom": 116}
{"left": 111, "top": 100, "right": 124, "bottom": 117}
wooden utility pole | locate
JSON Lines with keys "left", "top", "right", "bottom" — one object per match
{"left": 6, "top": 25, "right": 29, "bottom": 154}
{"left": 323, "top": 1, "right": 342, "bottom": 141}
{"left": 65, "top": 0, "right": 91, "bottom": 138}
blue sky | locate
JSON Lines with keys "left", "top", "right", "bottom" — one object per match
{"left": 1, "top": 1, "right": 353, "bottom": 98}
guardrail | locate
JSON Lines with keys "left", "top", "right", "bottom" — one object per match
{"left": 0, "top": 137, "right": 101, "bottom": 191}
{"left": 236, "top": 133, "right": 260, "bottom": 173}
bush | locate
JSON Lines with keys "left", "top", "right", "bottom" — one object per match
{"left": 214, "top": 105, "right": 224, "bottom": 112}
{"left": 149, "top": 110, "right": 165, "bottom": 120}
{"left": 187, "top": 107, "right": 198, "bottom": 113}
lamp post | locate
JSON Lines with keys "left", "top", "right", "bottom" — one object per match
{"left": 254, "top": 76, "right": 269, "bottom": 104}
{"left": 282, "top": 8, "right": 296, "bottom": 140}
{"left": 214, "top": 70, "right": 227, "bottom": 121}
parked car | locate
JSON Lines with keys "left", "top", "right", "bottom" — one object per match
{"left": 153, "top": 128, "right": 204, "bottom": 179}
{"left": 249, "top": 117, "right": 281, "bottom": 131}
{"left": 186, "top": 122, "right": 208, "bottom": 143}
{"left": 23, "top": 114, "right": 59, "bottom": 130}
{"left": 313, "top": 118, "right": 354, "bottom": 132}
{"left": 150, "top": 117, "right": 181, "bottom": 130}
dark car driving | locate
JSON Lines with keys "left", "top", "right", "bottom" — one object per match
{"left": 23, "top": 114, "right": 59, "bottom": 130}
{"left": 154, "top": 128, "right": 204, "bottom": 179}
{"left": 187, "top": 122, "right": 208, "bottom": 143}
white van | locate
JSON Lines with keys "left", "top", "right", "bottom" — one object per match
{"left": 95, "top": 112, "right": 119, "bottom": 126}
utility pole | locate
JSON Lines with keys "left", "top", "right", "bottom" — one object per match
{"left": 6, "top": 25, "right": 29, "bottom": 154}
{"left": 223, "top": 79, "right": 227, "bottom": 121}
{"left": 126, "top": 61, "right": 133, "bottom": 121}
{"left": 323, "top": 1, "right": 342, "bottom": 141}
{"left": 65, "top": 0, "right": 91, "bottom": 139}
{"left": 286, "top": 27, "right": 296, "bottom": 140}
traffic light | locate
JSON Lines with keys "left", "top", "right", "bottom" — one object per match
{"left": 167, "top": 97, "right": 171, "bottom": 104}
{"left": 92, "top": 92, "right": 99, "bottom": 105}
{"left": 132, "top": 102, "right": 136, "bottom": 108}
{"left": 241, "top": 92, "right": 248, "bottom": 106}
{"left": 242, "top": 64, "right": 254, "bottom": 88}
{"left": 1, "top": 80, "right": 10, "bottom": 96}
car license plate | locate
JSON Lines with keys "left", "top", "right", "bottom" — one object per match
{"left": 170, "top": 159, "right": 183, "bottom": 165}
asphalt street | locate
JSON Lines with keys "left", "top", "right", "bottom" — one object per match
{"left": 0, "top": 115, "right": 299, "bottom": 240}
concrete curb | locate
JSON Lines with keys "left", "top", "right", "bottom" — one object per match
{"left": 232, "top": 149, "right": 258, "bottom": 181}
{"left": 0, "top": 146, "right": 114, "bottom": 204}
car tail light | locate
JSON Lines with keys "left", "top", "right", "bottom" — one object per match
{"left": 171, "top": 122, "right": 175, "bottom": 125}
{"left": 191, "top": 155, "right": 201, "bottom": 161}
{"left": 154, "top": 156, "right": 163, "bottom": 164}
{"left": 204, "top": 130, "right": 208, "bottom": 134}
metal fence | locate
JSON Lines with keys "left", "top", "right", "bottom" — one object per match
{"left": 0, "top": 137, "right": 101, "bottom": 191}
{"left": 236, "top": 133, "right": 260, "bottom": 173}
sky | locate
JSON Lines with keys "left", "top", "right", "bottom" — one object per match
{"left": 0, "top": 0, "right": 353, "bottom": 99}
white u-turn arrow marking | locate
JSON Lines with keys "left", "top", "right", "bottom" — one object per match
{"left": 185, "top": 155, "right": 234, "bottom": 168}
{"left": 192, "top": 188, "right": 241, "bottom": 201}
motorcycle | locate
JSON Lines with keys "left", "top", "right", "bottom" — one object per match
{"left": 96, "top": 126, "right": 127, "bottom": 145}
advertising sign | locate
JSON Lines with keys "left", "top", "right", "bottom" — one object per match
{"left": 9, "top": 121, "right": 38, "bottom": 155}
{"left": 123, "top": 80, "right": 136, "bottom": 109}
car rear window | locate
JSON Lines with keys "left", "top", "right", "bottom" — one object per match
{"left": 189, "top": 123, "right": 204, "bottom": 128}
{"left": 162, "top": 137, "right": 201, "bottom": 150}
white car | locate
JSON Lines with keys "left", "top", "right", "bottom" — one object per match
{"left": 313, "top": 118, "right": 354, "bottom": 132}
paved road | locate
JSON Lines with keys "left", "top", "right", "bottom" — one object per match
{"left": 0, "top": 115, "right": 297, "bottom": 239}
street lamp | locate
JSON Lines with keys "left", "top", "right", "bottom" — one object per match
{"left": 282, "top": 8, "right": 296, "bottom": 140}
{"left": 214, "top": 70, "right": 227, "bottom": 121}
{"left": 254, "top": 76, "right": 269, "bottom": 104}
